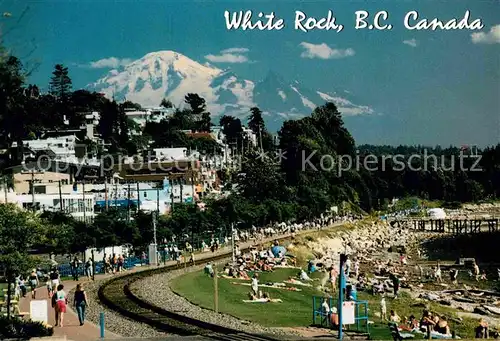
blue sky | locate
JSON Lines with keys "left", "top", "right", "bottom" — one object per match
{"left": 2, "top": 0, "right": 499, "bottom": 146}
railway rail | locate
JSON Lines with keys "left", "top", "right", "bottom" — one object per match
{"left": 98, "top": 242, "right": 290, "bottom": 341}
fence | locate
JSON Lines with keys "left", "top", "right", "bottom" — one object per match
{"left": 312, "top": 296, "right": 369, "bottom": 335}
{"left": 57, "top": 256, "right": 142, "bottom": 277}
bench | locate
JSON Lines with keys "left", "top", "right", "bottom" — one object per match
{"left": 388, "top": 322, "right": 415, "bottom": 341}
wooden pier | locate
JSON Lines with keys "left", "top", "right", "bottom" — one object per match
{"left": 389, "top": 218, "right": 499, "bottom": 234}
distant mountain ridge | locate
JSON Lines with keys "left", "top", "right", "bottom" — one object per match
{"left": 88, "top": 50, "right": 374, "bottom": 129}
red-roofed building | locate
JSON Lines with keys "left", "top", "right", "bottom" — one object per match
{"left": 185, "top": 131, "right": 214, "bottom": 140}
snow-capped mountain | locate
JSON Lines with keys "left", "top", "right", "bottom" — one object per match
{"left": 89, "top": 51, "right": 374, "bottom": 129}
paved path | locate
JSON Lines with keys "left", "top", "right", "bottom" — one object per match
{"left": 18, "top": 274, "right": 121, "bottom": 341}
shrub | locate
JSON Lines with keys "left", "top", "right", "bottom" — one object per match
{"left": 0, "top": 316, "right": 53, "bottom": 339}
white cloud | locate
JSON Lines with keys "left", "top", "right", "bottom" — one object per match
{"left": 299, "top": 42, "right": 355, "bottom": 60}
{"left": 471, "top": 24, "right": 500, "bottom": 44}
{"left": 89, "top": 57, "right": 132, "bottom": 68}
{"left": 220, "top": 47, "right": 249, "bottom": 54}
{"left": 205, "top": 48, "right": 250, "bottom": 63}
{"left": 403, "top": 38, "right": 418, "bottom": 47}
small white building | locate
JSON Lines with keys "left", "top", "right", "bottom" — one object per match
{"left": 152, "top": 147, "right": 188, "bottom": 160}
{"left": 15, "top": 193, "right": 95, "bottom": 223}
{"left": 125, "top": 107, "right": 174, "bottom": 128}
{"left": 13, "top": 135, "right": 79, "bottom": 161}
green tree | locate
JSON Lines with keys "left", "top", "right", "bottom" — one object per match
{"left": 160, "top": 98, "right": 173, "bottom": 108}
{"left": 0, "top": 55, "right": 26, "bottom": 149}
{"left": 199, "top": 111, "right": 212, "bottom": 132}
{"left": 219, "top": 115, "right": 244, "bottom": 152}
{"left": 184, "top": 93, "right": 206, "bottom": 117}
{"left": 49, "top": 64, "right": 72, "bottom": 100}
{"left": 0, "top": 204, "right": 45, "bottom": 318}
{"left": 248, "top": 107, "right": 265, "bottom": 135}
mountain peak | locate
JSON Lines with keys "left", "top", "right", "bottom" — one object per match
{"left": 139, "top": 50, "right": 184, "bottom": 62}
{"left": 88, "top": 50, "right": 374, "bottom": 128}
{"left": 262, "top": 70, "right": 286, "bottom": 84}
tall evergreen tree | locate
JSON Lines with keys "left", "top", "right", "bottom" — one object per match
{"left": 49, "top": 64, "right": 72, "bottom": 100}
{"left": 199, "top": 112, "right": 212, "bottom": 132}
{"left": 248, "top": 107, "right": 265, "bottom": 135}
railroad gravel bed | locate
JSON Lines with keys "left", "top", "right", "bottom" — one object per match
{"left": 68, "top": 278, "right": 164, "bottom": 338}
{"left": 130, "top": 264, "right": 299, "bottom": 337}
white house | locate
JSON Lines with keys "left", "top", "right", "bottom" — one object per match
{"left": 14, "top": 192, "right": 95, "bottom": 223}
{"left": 125, "top": 107, "right": 174, "bottom": 128}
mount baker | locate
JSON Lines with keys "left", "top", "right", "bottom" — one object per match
{"left": 88, "top": 50, "right": 374, "bottom": 130}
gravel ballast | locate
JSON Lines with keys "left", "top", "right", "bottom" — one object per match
{"left": 68, "top": 278, "right": 164, "bottom": 338}
{"left": 130, "top": 263, "right": 299, "bottom": 337}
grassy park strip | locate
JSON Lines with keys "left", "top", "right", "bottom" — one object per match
{"left": 171, "top": 266, "right": 484, "bottom": 339}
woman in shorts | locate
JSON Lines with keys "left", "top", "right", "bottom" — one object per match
{"left": 50, "top": 268, "right": 60, "bottom": 293}
{"left": 54, "top": 284, "right": 67, "bottom": 327}
{"left": 28, "top": 269, "right": 39, "bottom": 299}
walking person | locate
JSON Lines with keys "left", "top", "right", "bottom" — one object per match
{"left": 18, "top": 276, "right": 27, "bottom": 297}
{"left": 28, "top": 269, "right": 39, "bottom": 299}
{"left": 380, "top": 295, "right": 387, "bottom": 321}
{"left": 118, "top": 254, "right": 124, "bottom": 272}
{"left": 71, "top": 256, "right": 80, "bottom": 281}
{"left": 85, "top": 258, "right": 93, "bottom": 280}
{"left": 49, "top": 268, "right": 60, "bottom": 296}
{"left": 390, "top": 273, "right": 400, "bottom": 299}
{"left": 251, "top": 273, "right": 259, "bottom": 297}
{"left": 54, "top": 284, "right": 67, "bottom": 327}
{"left": 329, "top": 266, "right": 337, "bottom": 293}
{"left": 74, "top": 284, "right": 89, "bottom": 326}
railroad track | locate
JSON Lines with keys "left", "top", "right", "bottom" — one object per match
{"left": 98, "top": 245, "right": 286, "bottom": 340}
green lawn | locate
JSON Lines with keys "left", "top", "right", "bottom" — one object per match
{"left": 170, "top": 267, "right": 325, "bottom": 327}
{"left": 171, "top": 267, "right": 480, "bottom": 339}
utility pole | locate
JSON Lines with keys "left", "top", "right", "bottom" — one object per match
{"left": 156, "top": 187, "right": 160, "bottom": 213}
{"left": 338, "top": 254, "right": 347, "bottom": 340}
{"left": 214, "top": 267, "right": 218, "bottom": 313}
{"left": 169, "top": 178, "right": 174, "bottom": 211}
{"left": 114, "top": 178, "right": 118, "bottom": 207}
{"left": 136, "top": 182, "right": 140, "bottom": 211}
{"left": 30, "top": 170, "right": 35, "bottom": 211}
{"left": 58, "top": 180, "right": 63, "bottom": 211}
{"left": 231, "top": 223, "right": 235, "bottom": 264}
{"left": 82, "top": 180, "right": 86, "bottom": 222}
{"left": 152, "top": 210, "right": 158, "bottom": 266}
{"left": 127, "top": 182, "right": 131, "bottom": 222}
{"left": 180, "top": 178, "right": 183, "bottom": 204}
{"left": 104, "top": 178, "right": 108, "bottom": 210}
{"left": 152, "top": 210, "right": 157, "bottom": 246}
{"left": 190, "top": 172, "right": 195, "bottom": 203}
